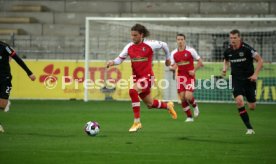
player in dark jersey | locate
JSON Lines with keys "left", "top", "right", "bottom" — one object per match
{"left": 222, "top": 30, "right": 263, "bottom": 135}
{"left": 0, "top": 41, "right": 36, "bottom": 132}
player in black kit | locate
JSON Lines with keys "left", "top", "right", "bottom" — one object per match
{"left": 0, "top": 41, "right": 36, "bottom": 132}
{"left": 222, "top": 30, "right": 263, "bottom": 135}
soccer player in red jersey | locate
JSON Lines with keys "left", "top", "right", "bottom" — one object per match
{"left": 0, "top": 41, "right": 36, "bottom": 132}
{"left": 107, "top": 24, "right": 177, "bottom": 132}
{"left": 169, "top": 34, "right": 203, "bottom": 122}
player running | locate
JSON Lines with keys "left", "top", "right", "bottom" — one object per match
{"left": 106, "top": 24, "right": 177, "bottom": 132}
{"left": 169, "top": 34, "right": 203, "bottom": 122}
{"left": 0, "top": 41, "right": 36, "bottom": 132}
{"left": 222, "top": 29, "right": 263, "bottom": 135}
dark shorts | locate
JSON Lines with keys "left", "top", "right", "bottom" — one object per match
{"left": 0, "top": 76, "right": 12, "bottom": 99}
{"left": 232, "top": 78, "right": 256, "bottom": 103}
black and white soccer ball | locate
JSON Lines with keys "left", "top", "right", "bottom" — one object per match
{"left": 84, "top": 121, "right": 100, "bottom": 136}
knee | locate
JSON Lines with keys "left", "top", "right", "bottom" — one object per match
{"left": 145, "top": 98, "right": 153, "bottom": 109}
{"left": 235, "top": 98, "right": 244, "bottom": 107}
{"left": 248, "top": 103, "right": 256, "bottom": 110}
{"left": 0, "top": 100, "right": 6, "bottom": 110}
{"left": 0, "top": 105, "right": 5, "bottom": 111}
{"left": 146, "top": 103, "right": 153, "bottom": 109}
{"left": 185, "top": 95, "right": 192, "bottom": 102}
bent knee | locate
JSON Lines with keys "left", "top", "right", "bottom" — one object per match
{"left": 0, "top": 99, "right": 8, "bottom": 110}
{"left": 235, "top": 98, "right": 244, "bottom": 107}
{"left": 0, "top": 104, "right": 5, "bottom": 109}
{"left": 184, "top": 96, "right": 192, "bottom": 102}
{"left": 146, "top": 103, "right": 153, "bottom": 109}
{"left": 248, "top": 103, "right": 256, "bottom": 110}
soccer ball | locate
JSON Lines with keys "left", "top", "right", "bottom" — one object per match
{"left": 84, "top": 121, "right": 100, "bottom": 136}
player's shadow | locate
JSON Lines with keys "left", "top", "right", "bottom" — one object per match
{"left": 178, "top": 136, "right": 245, "bottom": 145}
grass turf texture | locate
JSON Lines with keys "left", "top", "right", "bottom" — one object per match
{"left": 0, "top": 100, "right": 275, "bottom": 164}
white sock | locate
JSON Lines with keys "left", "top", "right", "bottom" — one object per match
{"left": 134, "top": 118, "right": 140, "bottom": 123}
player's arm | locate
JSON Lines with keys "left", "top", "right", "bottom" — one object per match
{"left": 11, "top": 55, "right": 36, "bottom": 81}
{"left": 106, "top": 43, "right": 130, "bottom": 68}
{"left": 148, "top": 40, "right": 171, "bottom": 66}
{"left": 169, "top": 51, "right": 177, "bottom": 80}
{"left": 160, "top": 41, "right": 171, "bottom": 66}
{"left": 169, "top": 51, "right": 177, "bottom": 71}
{"left": 195, "top": 58, "right": 203, "bottom": 71}
{"left": 6, "top": 46, "right": 36, "bottom": 81}
{"left": 169, "top": 64, "right": 177, "bottom": 71}
{"left": 249, "top": 53, "right": 263, "bottom": 81}
{"left": 222, "top": 50, "right": 230, "bottom": 76}
{"left": 222, "top": 59, "right": 230, "bottom": 76}
{"left": 189, "top": 48, "right": 202, "bottom": 76}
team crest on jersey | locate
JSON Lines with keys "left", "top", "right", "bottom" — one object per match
{"left": 239, "top": 52, "right": 244, "bottom": 57}
{"left": 142, "top": 47, "right": 146, "bottom": 52}
{"left": 184, "top": 53, "right": 188, "bottom": 57}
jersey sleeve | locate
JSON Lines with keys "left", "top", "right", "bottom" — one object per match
{"left": 223, "top": 50, "right": 229, "bottom": 61}
{"left": 5, "top": 45, "right": 33, "bottom": 76}
{"left": 12, "top": 55, "right": 33, "bottom": 76}
{"left": 113, "top": 43, "right": 131, "bottom": 65}
{"left": 170, "top": 49, "right": 177, "bottom": 65}
{"left": 146, "top": 40, "right": 170, "bottom": 59}
{"left": 248, "top": 45, "right": 258, "bottom": 58}
{"left": 4, "top": 45, "right": 16, "bottom": 57}
{"left": 189, "top": 48, "right": 200, "bottom": 60}
{"left": 6, "top": 45, "right": 33, "bottom": 76}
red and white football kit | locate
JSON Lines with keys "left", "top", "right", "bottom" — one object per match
{"left": 171, "top": 46, "right": 200, "bottom": 93}
{"left": 111, "top": 38, "right": 177, "bottom": 129}
{"left": 114, "top": 39, "right": 170, "bottom": 98}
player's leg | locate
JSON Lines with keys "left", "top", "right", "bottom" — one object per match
{"left": 0, "top": 99, "right": 11, "bottom": 112}
{"left": 233, "top": 78, "right": 254, "bottom": 134}
{"left": 140, "top": 91, "right": 177, "bottom": 120}
{"left": 180, "top": 91, "right": 193, "bottom": 122}
{"left": 177, "top": 92, "right": 181, "bottom": 104}
{"left": 0, "top": 80, "right": 12, "bottom": 133}
{"left": 244, "top": 81, "right": 257, "bottom": 134}
{"left": 247, "top": 102, "right": 256, "bottom": 111}
{"left": 0, "top": 99, "right": 9, "bottom": 110}
{"left": 235, "top": 95, "right": 255, "bottom": 134}
{"left": 185, "top": 91, "right": 199, "bottom": 118}
{"left": 128, "top": 83, "right": 142, "bottom": 132}
{"left": 0, "top": 99, "right": 6, "bottom": 133}
{"left": 245, "top": 80, "right": 257, "bottom": 111}
{"left": 184, "top": 78, "right": 199, "bottom": 118}
{"left": 0, "top": 79, "right": 12, "bottom": 112}
{"left": 139, "top": 76, "right": 177, "bottom": 119}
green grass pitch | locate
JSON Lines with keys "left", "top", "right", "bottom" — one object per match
{"left": 0, "top": 100, "right": 275, "bottom": 164}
